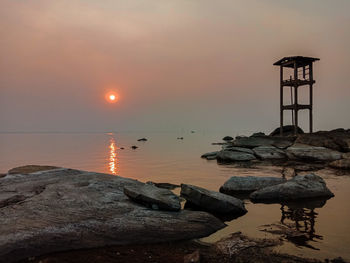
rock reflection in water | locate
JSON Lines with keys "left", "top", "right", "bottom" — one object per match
{"left": 261, "top": 199, "right": 328, "bottom": 250}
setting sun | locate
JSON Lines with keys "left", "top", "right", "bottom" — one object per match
{"left": 105, "top": 92, "right": 119, "bottom": 103}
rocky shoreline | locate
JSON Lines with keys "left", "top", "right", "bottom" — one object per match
{"left": 1, "top": 128, "right": 349, "bottom": 263}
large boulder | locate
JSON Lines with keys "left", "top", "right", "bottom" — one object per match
{"left": 250, "top": 174, "right": 334, "bottom": 202}
{"left": 233, "top": 136, "right": 295, "bottom": 149}
{"left": 216, "top": 150, "right": 256, "bottom": 162}
{"left": 295, "top": 129, "right": 350, "bottom": 152}
{"left": 329, "top": 159, "right": 350, "bottom": 170}
{"left": 270, "top": 125, "right": 304, "bottom": 136}
{"left": 220, "top": 176, "right": 286, "bottom": 195}
{"left": 286, "top": 143, "right": 342, "bottom": 162}
{"left": 253, "top": 146, "right": 287, "bottom": 160}
{"left": 0, "top": 167, "right": 226, "bottom": 263}
{"left": 180, "top": 184, "right": 247, "bottom": 215}
{"left": 123, "top": 183, "right": 181, "bottom": 211}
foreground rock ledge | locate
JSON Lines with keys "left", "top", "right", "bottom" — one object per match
{"left": 0, "top": 166, "right": 225, "bottom": 263}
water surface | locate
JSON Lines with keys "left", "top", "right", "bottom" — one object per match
{"left": 0, "top": 132, "right": 349, "bottom": 261}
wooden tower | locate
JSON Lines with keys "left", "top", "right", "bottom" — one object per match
{"left": 273, "top": 56, "right": 320, "bottom": 135}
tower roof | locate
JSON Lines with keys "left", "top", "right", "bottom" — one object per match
{"left": 273, "top": 56, "right": 320, "bottom": 68}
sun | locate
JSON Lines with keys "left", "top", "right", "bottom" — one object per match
{"left": 105, "top": 92, "right": 119, "bottom": 103}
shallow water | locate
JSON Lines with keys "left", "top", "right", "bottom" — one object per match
{"left": 0, "top": 132, "right": 349, "bottom": 261}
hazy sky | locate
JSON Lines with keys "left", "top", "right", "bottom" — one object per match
{"left": 1, "top": 0, "right": 349, "bottom": 133}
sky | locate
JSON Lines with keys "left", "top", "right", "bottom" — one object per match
{"left": 0, "top": 0, "right": 349, "bottom": 133}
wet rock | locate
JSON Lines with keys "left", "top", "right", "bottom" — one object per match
{"left": 124, "top": 183, "right": 181, "bottom": 211}
{"left": 137, "top": 138, "right": 148, "bottom": 142}
{"left": 131, "top": 145, "right": 138, "bottom": 149}
{"left": 181, "top": 184, "right": 247, "bottom": 215}
{"left": 250, "top": 174, "right": 334, "bottom": 202}
{"left": 329, "top": 159, "right": 350, "bottom": 170}
{"left": 220, "top": 176, "right": 286, "bottom": 195}
{"left": 216, "top": 151, "right": 256, "bottom": 162}
{"left": 222, "top": 136, "right": 234, "bottom": 141}
{"left": 0, "top": 167, "right": 226, "bottom": 262}
{"left": 201, "top": 151, "right": 219, "bottom": 159}
{"left": 286, "top": 143, "right": 342, "bottom": 162}
{"left": 253, "top": 146, "right": 287, "bottom": 160}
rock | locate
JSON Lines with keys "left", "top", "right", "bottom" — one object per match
{"left": 201, "top": 151, "right": 219, "bottom": 159}
{"left": 177, "top": 137, "right": 184, "bottom": 140}
{"left": 250, "top": 174, "right": 334, "bottom": 202}
{"left": 120, "top": 147, "right": 125, "bottom": 150}
{"left": 131, "top": 146, "right": 138, "bottom": 149}
{"left": 342, "top": 152, "right": 350, "bottom": 159}
{"left": 282, "top": 167, "right": 296, "bottom": 178}
{"left": 221, "top": 145, "right": 254, "bottom": 154}
{"left": 145, "top": 182, "right": 180, "bottom": 190}
{"left": 329, "top": 159, "right": 350, "bottom": 170}
{"left": 206, "top": 155, "right": 217, "bottom": 160}
{"left": 250, "top": 132, "right": 266, "bottom": 137}
{"left": 233, "top": 136, "right": 295, "bottom": 150}
{"left": 295, "top": 129, "right": 350, "bottom": 152}
{"left": 0, "top": 174, "right": 6, "bottom": 178}
{"left": 183, "top": 250, "right": 200, "bottom": 263}
{"left": 216, "top": 151, "right": 256, "bottom": 162}
{"left": 222, "top": 136, "right": 233, "bottom": 141}
{"left": 180, "top": 184, "right": 247, "bottom": 215}
{"left": 220, "top": 176, "right": 286, "bottom": 195}
{"left": 253, "top": 146, "right": 287, "bottom": 160}
{"left": 0, "top": 167, "right": 226, "bottom": 262}
{"left": 270, "top": 125, "right": 304, "bottom": 136}
{"left": 8, "top": 165, "right": 58, "bottom": 175}
{"left": 124, "top": 184, "right": 181, "bottom": 211}
{"left": 137, "top": 138, "right": 147, "bottom": 142}
{"left": 286, "top": 143, "right": 342, "bottom": 162}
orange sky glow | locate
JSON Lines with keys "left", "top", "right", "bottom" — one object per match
{"left": 0, "top": 0, "right": 349, "bottom": 132}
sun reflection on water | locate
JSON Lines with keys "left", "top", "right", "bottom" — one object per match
{"left": 109, "top": 136, "right": 118, "bottom": 175}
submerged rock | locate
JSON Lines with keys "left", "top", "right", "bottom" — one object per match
{"left": 180, "top": 184, "right": 247, "bottom": 215}
{"left": 216, "top": 150, "right": 256, "bottom": 162}
{"left": 131, "top": 145, "right": 138, "bottom": 149}
{"left": 220, "top": 176, "right": 286, "bottom": 195}
{"left": 250, "top": 174, "right": 334, "bottom": 202}
{"left": 253, "top": 146, "right": 287, "bottom": 160}
{"left": 286, "top": 143, "right": 342, "bottom": 162}
{"left": 124, "top": 183, "right": 181, "bottom": 211}
{"left": 137, "top": 138, "right": 148, "bottom": 142}
{"left": 0, "top": 167, "right": 226, "bottom": 263}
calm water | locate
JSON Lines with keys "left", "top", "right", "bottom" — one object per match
{"left": 0, "top": 132, "right": 349, "bottom": 261}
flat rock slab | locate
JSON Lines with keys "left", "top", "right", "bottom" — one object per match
{"left": 253, "top": 146, "right": 287, "bottom": 160}
{"left": 216, "top": 151, "right": 256, "bottom": 162}
{"left": 0, "top": 167, "right": 226, "bottom": 263}
{"left": 286, "top": 143, "right": 342, "bottom": 162}
{"left": 220, "top": 176, "right": 286, "bottom": 195}
{"left": 124, "top": 183, "right": 181, "bottom": 211}
{"left": 250, "top": 174, "right": 334, "bottom": 202}
{"left": 180, "top": 184, "right": 247, "bottom": 215}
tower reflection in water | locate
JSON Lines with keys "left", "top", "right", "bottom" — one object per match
{"left": 261, "top": 199, "right": 329, "bottom": 250}
{"left": 108, "top": 136, "right": 118, "bottom": 175}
